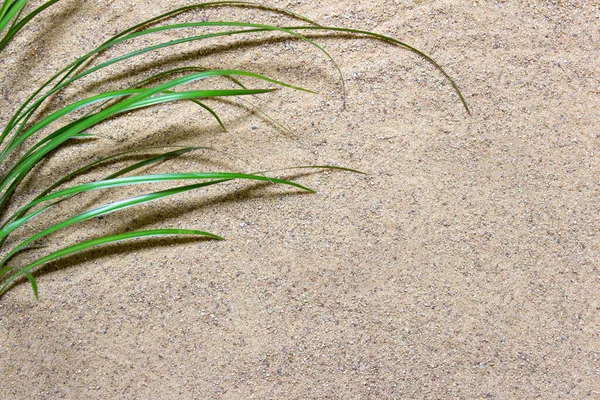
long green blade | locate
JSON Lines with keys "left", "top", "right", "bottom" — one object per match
{"left": 289, "top": 25, "right": 471, "bottom": 114}
{"left": 0, "top": 68, "right": 307, "bottom": 194}
{"left": 0, "top": 265, "right": 38, "bottom": 298}
{"left": 50, "top": 1, "right": 320, "bottom": 89}
{"left": 0, "top": 91, "right": 255, "bottom": 214}
{"left": 0, "top": 0, "right": 26, "bottom": 33}
{"left": 1, "top": 67, "right": 308, "bottom": 161}
{"left": 0, "top": 1, "right": 15, "bottom": 20}
{"left": 0, "top": 147, "right": 209, "bottom": 231}
{"left": 131, "top": 67, "right": 292, "bottom": 134}
{"left": 0, "top": 89, "right": 145, "bottom": 160}
{"left": 0, "top": 229, "right": 224, "bottom": 298}
{"left": 0, "top": 0, "right": 19, "bottom": 20}
{"left": 2, "top": 68, "right": 298, "bottom": 161}
{"left": 1, "top": 23, "right": 327, "bottom": 146}
{"left": 0, "top": 171, "right": 313, "bottom": 239}
{"left": 0, "top": 0, "right": 59, "bottom": 51}
{"left": 0, "top": 172, "right": 313, "bottom": 266}
{"left": 0, "top": 81, "right": 280, "bottom": 200}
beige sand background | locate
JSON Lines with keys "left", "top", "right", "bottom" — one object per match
{"left": 1, "top": 0, "right": 599, "bottom": 398}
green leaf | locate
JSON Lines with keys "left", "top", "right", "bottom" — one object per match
{"left": 0, "top": 172, "right": 313, "bottom": 266}
{"left": 0, "top": 229, "right": 224, "bottom": 298}
{"left": 0, "top": 146, "right": 209, "bottom": 231}
{"left": 0, "top": 81, "right": 284, "bottom": 207}
{"left": 0, "top": 0, "right": 26, "bottom": 34}
{"left": 0, "top": 0, "right": 60, "bottom": 52}
{"left": 0, "top": 1, "right": 468, "bottom": 300}
{"left": 0, "top": 68, "right": 310, "bottom": 210}
{"left": 0, "top": 23, "right": 327, "bottom": 147}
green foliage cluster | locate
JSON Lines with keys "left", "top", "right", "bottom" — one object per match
{"left": 0, "top": 0, "right": 467, "bottom": 298}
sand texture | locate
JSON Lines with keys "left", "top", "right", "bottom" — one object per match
{"left": 1, "top": 0, "right": 599, "bottom": 398}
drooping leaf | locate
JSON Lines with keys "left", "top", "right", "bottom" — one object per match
{"left": 0, "top": 229, "right": 225, "bottom": 298}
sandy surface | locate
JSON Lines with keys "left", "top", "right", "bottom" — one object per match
{"left": 1, "top": 0, "right": 599, "bottom": 398}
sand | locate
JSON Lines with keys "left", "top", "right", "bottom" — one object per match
{"left": 1, "top": 0, "right": 599, "bottom": 398}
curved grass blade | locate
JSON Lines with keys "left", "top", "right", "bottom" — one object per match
{"left": 0, "top": 168, "right": 27, "bottom": 216}
{"left": 0, "top": 265, "right": 38, "bottom": 298}
{"left": 134, "top": 67, "right": 248, "bottom": 91}
{"left": 0, "top": 5, "right": 323, "bottom": 146}
{"left": 75, "top": 68, "right": 232, "bottom": 131}
{"left": 0, "top": 86, "right": 274, "bottom": 215}
{"left": 0, "top": 1, "right": 469, "bottom": 298}
{"left": 103, "top": 89, "right": 276, "bottom": 113}
{"left": 5, "top": 0, "right": 24, "bottom": 30}
{"left": 0, "top": 180, "right": 221, "bottom": 270}
{"left": 0, "top": 172, "right": 313, "bottom": 239}
{"left": 3, "top": 20, "right": 467, "bottom": 154}
{"left": 0, "top": 83, "right": 280, "bottom": 202}
{"left": 189, "top": 99, "right": 227, "bottom": 131}
{"left": 0, "top": 89, "right": 146, "bottom": 161}
{"left": 0, "top": 228, "right": 224, "bottom": 298}
{"left": 1, "top": 68, "right": 309, "bottom": 162}
{"left": 2, "top": 0, "right": 469, "bottom": 153}
{"left": 0, "top": 0, "right": 60, "bottom": 52}
{"left": 50, "top": 146, "right": 212, "bottom": 192}
{"left": 5, "top": 0, "right": 24, "bottom": 32}
{"left": 53, "top": 1, "right": 320, "bottom": 86}
{"left": 0, "top": 147, "right": 209, "bottom": 231}
{"left": 103, "top": 1, "right": 321, "bottom": 39}
{"left": 130, "top": 66, "right": 293, "bottom": 135}
{"left": 0, "top": 1, "right": 15, "bottom": 20}
{"left": 102, "top": 148, "right": 207, "bottom": 179}
{"left": 138, "top": 24, "right": 468, "bottom": 113}
{"left": 0, "top": 172, "right": 314, "bottom": 266}
{"left": 0, "top": 0, "right": 22, "bottom": 21}
{"left": 287, "top": 26, "right": 471, "bottom": 114}
{"left": 0, "top": 67, "right": 311, "bottom": 203}
{"left": 1, "top": 22, "right": 334, "bottom": 148}
{"left": 14, "top": 93, "right": 220, "bottom": 166}
{"left": 133, "top": 67, "right": 293, "bottom": 134}
{"left": 0, "top": 0, "right": 26, "bottom": 34}
{"left": 0, "top": 88, "right": 271, "bottom": 201}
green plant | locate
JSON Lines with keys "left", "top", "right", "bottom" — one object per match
{"left": 0, "top": 0, "right": 468, "bottom": 298}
